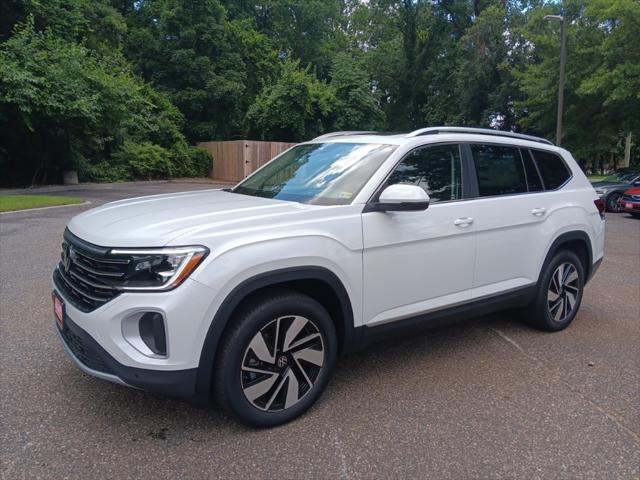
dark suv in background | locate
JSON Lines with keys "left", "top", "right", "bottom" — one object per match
{"left": 592, "top": 170, "right": 640, "bottom": 212}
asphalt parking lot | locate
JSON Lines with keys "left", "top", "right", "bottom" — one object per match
{"left": 1, "top": 181, "right": 639, "bottom": 479}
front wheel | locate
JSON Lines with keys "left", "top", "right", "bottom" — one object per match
{"left": 526, "top": 250, "right": 585, "bottom": 332}
{"left": 213, "top": 290, "right": 337, "bottom": 427}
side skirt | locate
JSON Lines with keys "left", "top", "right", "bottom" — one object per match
{"left": 356, "top": 285, "right": 537, "bottom": 349}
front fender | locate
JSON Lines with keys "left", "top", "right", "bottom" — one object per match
{"left": 192, "top": 263, "right": 359, "bottom": 405}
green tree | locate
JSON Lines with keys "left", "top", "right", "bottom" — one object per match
{"left": 124, "top": 0, "right": 276, "bottom": 141}
{"left": 223, "top": 0, "right": 347, "bottom": 78}
{"left": 455, "top": 4, "right": 509, "bottom": 127}
{"left": 514, "top": 0, "right": 639, "bottom": 167}
{"left": 1, "top": 0, "right": 127, "bottom": 52}
{"left": 0, "top": 19, "right": 208, "bottom": 185}
{"left": 2, "top": 0, "right": 639, "bottom": 185}
{"left": 329, "top": 53, "right": 385, "bottom": 131}
{"left": 352, "top": 0, "right": 474, "bottom": 130}
{"left": 579, "top": 0, "right": 640, "bottom": 128}
{"left": 246, "top": 58, "right": 337, "bottom": 141}
{"left": 578, "top": 0, "right": 640, "bottom": 165}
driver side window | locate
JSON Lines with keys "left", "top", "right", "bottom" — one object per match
{"left": 386, "top": 144, "right": 463, "bottom": 202}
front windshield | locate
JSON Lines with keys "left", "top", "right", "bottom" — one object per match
{"left": 233, "top": 143, "right": 397, "bottom": 205}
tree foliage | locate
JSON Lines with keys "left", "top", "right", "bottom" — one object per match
{"left": 247, "top": 58, "right": 336, "bottom": 141}
{"left": 0, "top": 0, "right": 638, "bottom": 186}
{"left": 330, "top": 53, "right": 385, "bottom": 132}
{"left": 514, "top": 0, "right": 640, "bottom": 168}
{"left": 124, "top": 0, "right": 277, "bottom": 141}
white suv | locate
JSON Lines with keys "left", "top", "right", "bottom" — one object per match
{"left": 52, "top": 127, "right": 605, "bottom": 426}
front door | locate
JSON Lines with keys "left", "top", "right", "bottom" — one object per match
{"left": 362, "top": 143, "right": 476, "bottom": 326}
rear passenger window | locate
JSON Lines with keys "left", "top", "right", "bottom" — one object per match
{"left": 387, "top": 144, "right": 462, "bottom": 202}
{"left": 471, "top": 144, "right": 527, "bottom": 197}
{"left": 521, "top": 149, "right": 544, "bottom": 192}
{"left": 530, "top": 150, "right": 571, "bottom": 190}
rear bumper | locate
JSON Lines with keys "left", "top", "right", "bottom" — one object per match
{"left": 618, "top": 199, "right": 640, "bottom": 214}
{"left": 55, "top": 313, "right": 197, "bottom": 399}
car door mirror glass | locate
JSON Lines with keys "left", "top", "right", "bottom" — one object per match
{"left": 375, "top": 184, "right": 430, "bottom": 212}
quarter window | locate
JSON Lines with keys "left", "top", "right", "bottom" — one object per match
{"left": 471, "top": 144, "right": 527, "bottom": 197}
{"left": 386, "top": 144, "right": 462, "bottom": 202}
{"left": 530, "top": 149, "right": 571, "bottom": 190}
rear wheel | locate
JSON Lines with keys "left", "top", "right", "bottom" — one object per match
{"left": 213, "top": 290, "right": 337, "bottom": 427}
{"left": 526, "top": 250, "right": 585, "bottom": 332}
{"left": 606, "top": 192, "right": 622, "bottom": 212}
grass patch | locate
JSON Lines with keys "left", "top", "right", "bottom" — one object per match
{"left": 588, "top": 175, "right": 607, "bottom": 182}
{"left": 0, "top": 195, "right": 83, "bottom": 212}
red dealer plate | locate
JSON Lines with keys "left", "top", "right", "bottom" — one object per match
{"left": 52, "top": 292, "right": 65, "bottom": 329}
{"left": 625, "top": 202, "right": 633, "bottom": 209}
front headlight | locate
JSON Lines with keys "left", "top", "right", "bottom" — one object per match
{"left": 108, "top": 246, "right": 209, "bottom": 291}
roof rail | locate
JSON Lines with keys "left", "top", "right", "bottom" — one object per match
{"left": 312, "top": 131, "right": 379, "bottom": 141}
{"left": 406, "top": 127, "right": 553, "bottom": 145}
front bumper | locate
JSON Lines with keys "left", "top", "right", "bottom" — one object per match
{"left": 55, "top": 312, "right": 198, "bottom": 398}
{"left": 51, "top": 271, "right": 218, "bottom": 367}
{"left": 52, "top": 268, "right": 222, "bottom": 401}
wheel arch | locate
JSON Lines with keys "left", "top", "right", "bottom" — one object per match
{"left": 194, "top": 266, "right": 356, "bottom": 404}
{"left": 605, "top": 190, "right": 624, "bottom": 211}
{"left": 539, "top": 231, "right": 594, "bottom": 286}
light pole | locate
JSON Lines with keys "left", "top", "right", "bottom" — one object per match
{"left": 544, "top": 14, "right": 566, "bottom": 146}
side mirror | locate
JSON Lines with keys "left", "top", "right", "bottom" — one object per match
{"left": 368, "top": 184, "right": 430, "bottom": 212}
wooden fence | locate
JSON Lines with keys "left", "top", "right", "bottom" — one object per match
{"left": 198, "top": 140, "right": 296, "bottom": 182}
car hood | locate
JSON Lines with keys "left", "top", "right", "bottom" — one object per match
{"left": 591, "top": 181, "right": 630, "bottom": 190}
{"left": 67, "top": 189, "right": 312, "bottom": 247}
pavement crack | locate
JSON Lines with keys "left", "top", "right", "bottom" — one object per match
{"left": 488, "top": 327, "right": 640, "bottom": 445}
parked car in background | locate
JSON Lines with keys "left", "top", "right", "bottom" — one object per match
{"left": 619, "top": 187, "right": 640, "bottom": 218}
{"left": 591, "top": 171, "right": 640, "bottom": 212}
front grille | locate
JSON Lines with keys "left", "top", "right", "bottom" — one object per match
{"left": 60, "top": 324, "right": 112, "bottom": 374}
{"left": 54, "top": 232, "right": 128, "bottom": 312}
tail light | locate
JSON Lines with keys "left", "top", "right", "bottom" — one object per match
{"left": 594, "top": 198, "right": 605, "bottom": 220}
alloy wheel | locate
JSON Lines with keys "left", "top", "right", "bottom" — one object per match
{"left": 547, "top": 262, "right": 580, "bottom": 323}
{"left": 240, "top": 315, "right": 325, "bottom": 412}
{"left": 607, "top": 193, "right": 621, "bottom": 212}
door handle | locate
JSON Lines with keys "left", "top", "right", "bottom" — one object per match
{"left": 531, "top": 207, "right": 546, "bottom": 216}
{"left": 454, "top": 217, "right": 474, "bottom": 227}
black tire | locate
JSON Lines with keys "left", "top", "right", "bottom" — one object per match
{"left": 525, "top": 250, "right": 585, "bottom": 332}
{"left": 631, "top": 212, "right": 640, "bottom": 219}
{"left": 213, "top": 289, "right": 337, "bottom": 427}
{"left": 606, "top": 192, "right": 622, "bottom": 212}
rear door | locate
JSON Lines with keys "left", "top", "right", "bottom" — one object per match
{"left": 362, "top": 143, "right": 477, "bottom": 326}
{"left": 468, "top": 143, "right": 550, "bottom": 298}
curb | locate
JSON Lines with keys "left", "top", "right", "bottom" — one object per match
{"left": 0, "top": 200, "right": 92, "bottom": 215}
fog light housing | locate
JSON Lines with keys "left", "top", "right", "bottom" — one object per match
{"left": 139, "top": 312, "right": 167, "bottom": 356}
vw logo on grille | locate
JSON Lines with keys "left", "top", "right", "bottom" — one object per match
{"left": 62, "top": 245, "right": 72, "bottom": 272}
{"left": 277, "top": 355, "right": 288, "bottom": 369}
